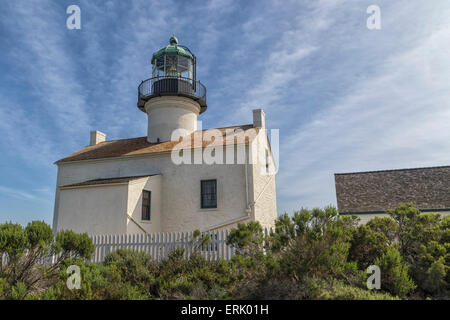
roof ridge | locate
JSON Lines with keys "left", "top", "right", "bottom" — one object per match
{"left": 82, "top": 124, "right": 254, "bottom": 144}
{"left": 335, "top": 164, "right": 450, "bottom": 176}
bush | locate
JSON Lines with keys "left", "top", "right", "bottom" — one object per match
{"left": 274, "top": 207, "right": 358, "bottom": 281}
{"left": 311, "top": 278, "right": 397, "bottom": 300}
{"left": 10, "top": 281, "right": 28, "bottom": 300}
{"left": 349, "top": 224, "right": 389, "bottom": 269}
{"left": 0, "top": 221, "right": 94, "bottom": 299}
{"left": 421, "top": 256, "right": 447, "bottom": 295}
{"left": 375, "top": 247, "right": 416, "bottom": 297}
{"left": 53, "top": 230, "right": 95, "bottom": 260}
{"left": 2, "top": 204, "right": 449, "bottom": 300}
{"left": 104, "top": 249, "right": 156, "bottom": 287}
{"left": 0, "top": 277, "right": 9, "bottom": 299}
{"left": 0, "top": 223, "right": 27, "bottom": 258}
{"left": 157, "top": 250, "right": 237, "bottom": 299}
{"left": 227, "top": 221, "right": 264, "bottom": 254}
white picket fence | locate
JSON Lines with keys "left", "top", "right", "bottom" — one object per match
{"left": 90, "top": 230, "right": 241, "bottom": 263}
{"left": 1, "top": 228, "right": 273, "bottom": 266}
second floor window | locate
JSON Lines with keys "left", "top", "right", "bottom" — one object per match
{"left": 142, "top": 190, "right": 151, "bottom": 221}
{"left": 201, "top": 179, "right": 217, "bottom": 209}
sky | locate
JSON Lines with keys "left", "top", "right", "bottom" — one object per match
{"left": 0, "top": 0, "right": 450, "bottom": 226}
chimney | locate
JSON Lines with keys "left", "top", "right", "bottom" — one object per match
{"left": 253, "top": 109, "right": 266, "bottom": 128}
{"left": 90, "top": 130, "right": 106, "bottom": 146}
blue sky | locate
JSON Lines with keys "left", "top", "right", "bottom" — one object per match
{"left": 1, "top": 0, "right": 450, "bottom": 226}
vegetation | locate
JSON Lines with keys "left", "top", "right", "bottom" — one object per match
{"left": 0, "top": 203, "right": 448, "bottom": 300}
{"left": 0, "top": 221, "right": 93, "bottom": 299}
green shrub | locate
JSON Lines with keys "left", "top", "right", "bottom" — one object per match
{"left": 421, "top": 257, "right": 447, "bottom": 295}
{"left": 53, "top": 230, "right": 95, "bottom": 260}
{"left": 0, "top": 222, "right": 27, "bottom": 257}
{"left": 0, "top": 277, "right": 9, "bottom": 299}
{"left": 104, "top": 249, "right": 156, "bottom": 287}
{"left": 227, "top": 221, "right": 264, "bottom": 254}
{"left": 366, "top": 217, "right": 398, "bottom": 244}
{"left": 2, "top": 204, "right": 448, "bottom": 300}
{"left": 26, "top": 221, "right": 53, "bottom": 249}
{"left": 349, "top": 225, "right": 389, "bottom": 269}
{"left": 312, "top": 278, "right": 397, "bottom": 300}
{"left": 0, "top": 221, "right": 95, "bottom": 299}
{"left": 11, "top": 281, "right": 27, "bottom": 300}
{"left": 375, "top": 247, "right": 416, "bottom": 297}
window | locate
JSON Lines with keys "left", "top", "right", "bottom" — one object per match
{"left": 142, "top": 191, "right": 151, "bottom": 221}
{"left": 265, "top": 149, "right": 269, "bottom": 174}
{"left": 201, "top": 180, "right": 217, "bottom": 209}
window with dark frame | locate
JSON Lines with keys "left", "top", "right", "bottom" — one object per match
{"left": 142, "top": 190, "right": 151, "bottom": 221}
{"left": 201, "top": 179, "right": 217, "bottom": 209}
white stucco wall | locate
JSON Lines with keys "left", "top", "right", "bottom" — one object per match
{"left": 54, "top": 153, "right": 249, "bottom": 234}
{"left": 126, "top": 175, "right": 162, "bottom": 234}
{"left": 145, "top": 96, "right": 200, "bottom": 143}
{"left": 57, "top": 184, "right": 128, "bottom": 235}
{"left": 249, "top": 131, "right": 277, "bottom": 230}
{"left": 351, "top": 213, "right": 390, "bottom": 225}
{"left": 53, "top": 133, "right": 278, "bottom": 235}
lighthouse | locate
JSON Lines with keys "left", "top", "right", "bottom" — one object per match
{"left": 137, "top": 36, "right": 207, "bottom": 143}
{"left": 53, "top": 35, "right": 277, "bottom": 236}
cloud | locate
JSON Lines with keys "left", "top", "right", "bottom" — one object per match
{"left": 0, "top": 186, "right": 37, "bottom": 201}
{"left": 276, "top": 1, "right": 450, "bottom": 212}
{"left": 0, "top": 1, "right": 93, "bottom": 164}
{"left": 1, "top": 0, "right": 450, "bottom": 223}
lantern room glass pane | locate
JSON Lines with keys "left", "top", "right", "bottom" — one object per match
{"left": 152, "top": 54, "right": 193, "bottom": 79}
{"left": 165, "top": 55, "right": 178, "bottom": 77}
{"left": 178, "top": 56, "right": 192, "bottom": 79}
{"left": 153, "top": 56, "right": 165, "bottom": 77}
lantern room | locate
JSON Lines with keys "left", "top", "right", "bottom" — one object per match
{"left": 137, "top": 36, "right": 207, "bottom": 114}
{"left": 151, "top": 36, "right": 195, "bottom": 80}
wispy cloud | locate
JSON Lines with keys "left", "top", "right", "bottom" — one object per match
{"left": 0, "top": 186, "right": 37, "bottom": 201}
{"left": 277, "top": 1, "right": 450, "bottom": 212}
{"left": 1, "top": 0, "right": 449, "bottom": 222}
{"left": 0, "top": 1, "right": 92, "bottom": 164}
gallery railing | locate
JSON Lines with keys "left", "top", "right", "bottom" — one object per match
{"left": 138, "top": 76, "right": 207, "bottom": 110}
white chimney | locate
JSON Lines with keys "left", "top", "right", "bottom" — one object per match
{"left": 90, "top": 130, "right": 106, "bottom": 146}
{"left": 253, "top": 109, "right": 266, "bottom": 128}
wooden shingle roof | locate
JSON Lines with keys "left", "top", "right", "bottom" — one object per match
{"left": 335, "top": 165, "right": 450, "bottom": 214}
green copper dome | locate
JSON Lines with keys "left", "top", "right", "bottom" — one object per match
{"left": 151, "top": 36, "right": 194, "bottom": 64}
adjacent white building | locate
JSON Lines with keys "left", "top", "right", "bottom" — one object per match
{"left": 52, "top": 37, "right": 277, "bottom": 235}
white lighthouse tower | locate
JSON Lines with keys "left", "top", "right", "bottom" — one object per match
{"left": 137, "top": 36, "right": 207, "bottom": 143}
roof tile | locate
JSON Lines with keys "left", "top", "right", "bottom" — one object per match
{"left": 335, "top": 166, "right": 450, "bottom": 213}
{"left": 56, "top": 125, "right": 259, "bottom": 164}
